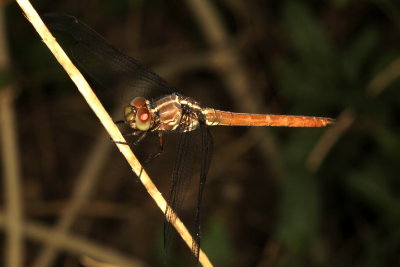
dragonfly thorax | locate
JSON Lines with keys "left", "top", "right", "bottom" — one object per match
{"left": 153, "top": 94, "right": 203, "bottom": 132}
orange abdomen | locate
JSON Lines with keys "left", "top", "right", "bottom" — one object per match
{"left": 204, "top": 109, "right": 334, "bottom": 127}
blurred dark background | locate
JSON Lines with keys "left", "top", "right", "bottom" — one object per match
{"left": 1, "top": 0, "right": 400, "bottom": 266}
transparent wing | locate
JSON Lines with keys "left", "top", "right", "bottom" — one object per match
{"left": 44, "top": 14, "right": 176, "bottom": 101}
{"left": 192, "top": 118, "right": 213, "bottom": 262}
{"left": 163, "top": 127, "right": 198, "bottom": 253}
{"left": 163, "top": 112, "right": 213, "bottom": 264}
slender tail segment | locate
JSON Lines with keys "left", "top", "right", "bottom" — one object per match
{"left": 204, "top": 108, "right": 335, "bottom": 127}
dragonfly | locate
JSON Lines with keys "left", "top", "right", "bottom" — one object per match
{"left": 45, "top": 14, "right": 334, "bottom": 264}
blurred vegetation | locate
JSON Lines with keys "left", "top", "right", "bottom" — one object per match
{"left": 1, "top": 0, "right": 400, "bottom": 266}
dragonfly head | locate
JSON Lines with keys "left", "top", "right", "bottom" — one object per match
{"left": 124, "top": 97, "right": 152, "bottom": 131}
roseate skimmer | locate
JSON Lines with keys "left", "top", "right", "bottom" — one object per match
{"left": 45, "top": 14, "right": 334, "bottom": 263}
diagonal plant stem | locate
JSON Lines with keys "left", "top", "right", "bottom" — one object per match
{"left": 32, "top": 137, "right": 112, "bottom": 267}
{"left": 306, "top": 42, "right": 397, "bottom": 172}
{"left": 0, "top": 9, "right": 24, "bottom": 267}
{"left": 306, "top": 108, "right": 355, "bottom": 172}
{"left": 0, "top": 88, "right": 24, "bottom": 267}
{"left": 0, "top": 211, "right": 145, "bottom": 266}
{"left": 15, "top": 0, "right": 213, "bottom": 266}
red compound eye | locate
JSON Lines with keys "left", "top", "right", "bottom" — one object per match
{"left": 131, "top": 97, "right": 147, "bottom": 108}
{"left": 135, "top": 108, "right": 151, "bottom": 131}
{"left": 138, "top": 109, "right": 150, "bottom": 122}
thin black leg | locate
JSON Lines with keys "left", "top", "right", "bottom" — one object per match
{"left": 144, "top": 132, "right": 164, "bottom": 164}
{"left": 138, "top": 132, "right": 163, "bottom": 179}
{"left": 113, "top": 131, "right": 146, "bottom": 145}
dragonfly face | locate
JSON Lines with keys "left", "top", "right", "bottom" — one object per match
{"left": 124, "top": 97, "right": 153, "bottom": 131}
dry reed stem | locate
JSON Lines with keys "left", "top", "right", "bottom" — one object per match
{"left": 306, "top": 108, "right": 355, "bottom": 172}
{"left": 0, "top": 88, "right": 24, "bottom": 267}
{"left": 0, "top": 9, "right": 24, "bottom": 267}
{"left": 0, "top": 211, "right": 144, "bottom": 266}
{"left": 367, "top": 56, "right": 400, "bottom": 96}
{"left": 26, "top": 200, "right": 140, "bottom": 219}
{"left": 306, "top": 47, "right": 396, "bottom": 172}
{"left": 80, "top": 255, "right": 141, "bottom": 267}
{"left": 15, "top": 0, "right": 212, "bottom": 266}
{"left": 32, "top": 138, "right": 112, "bottom": 267}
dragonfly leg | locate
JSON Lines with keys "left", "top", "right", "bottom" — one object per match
{"left": 113, "top": 140, "right": 127, "bottom": 145}
{"left": 133, "top": 131, "right": 147, "bottom": 145}
{"left": 113, "top": 131, "right": 145, "bottom": 145}
{"left": 123, "top": 131, "right": 142, "bottom": 137}
{"left": 114, "top": 120, "right": 126, "bottom": 124}
{"left": 144, "top": 132, "right": 164, "bottom": 164}
{"left": 137, "top": 133, "right": 163, "bottom": 179}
